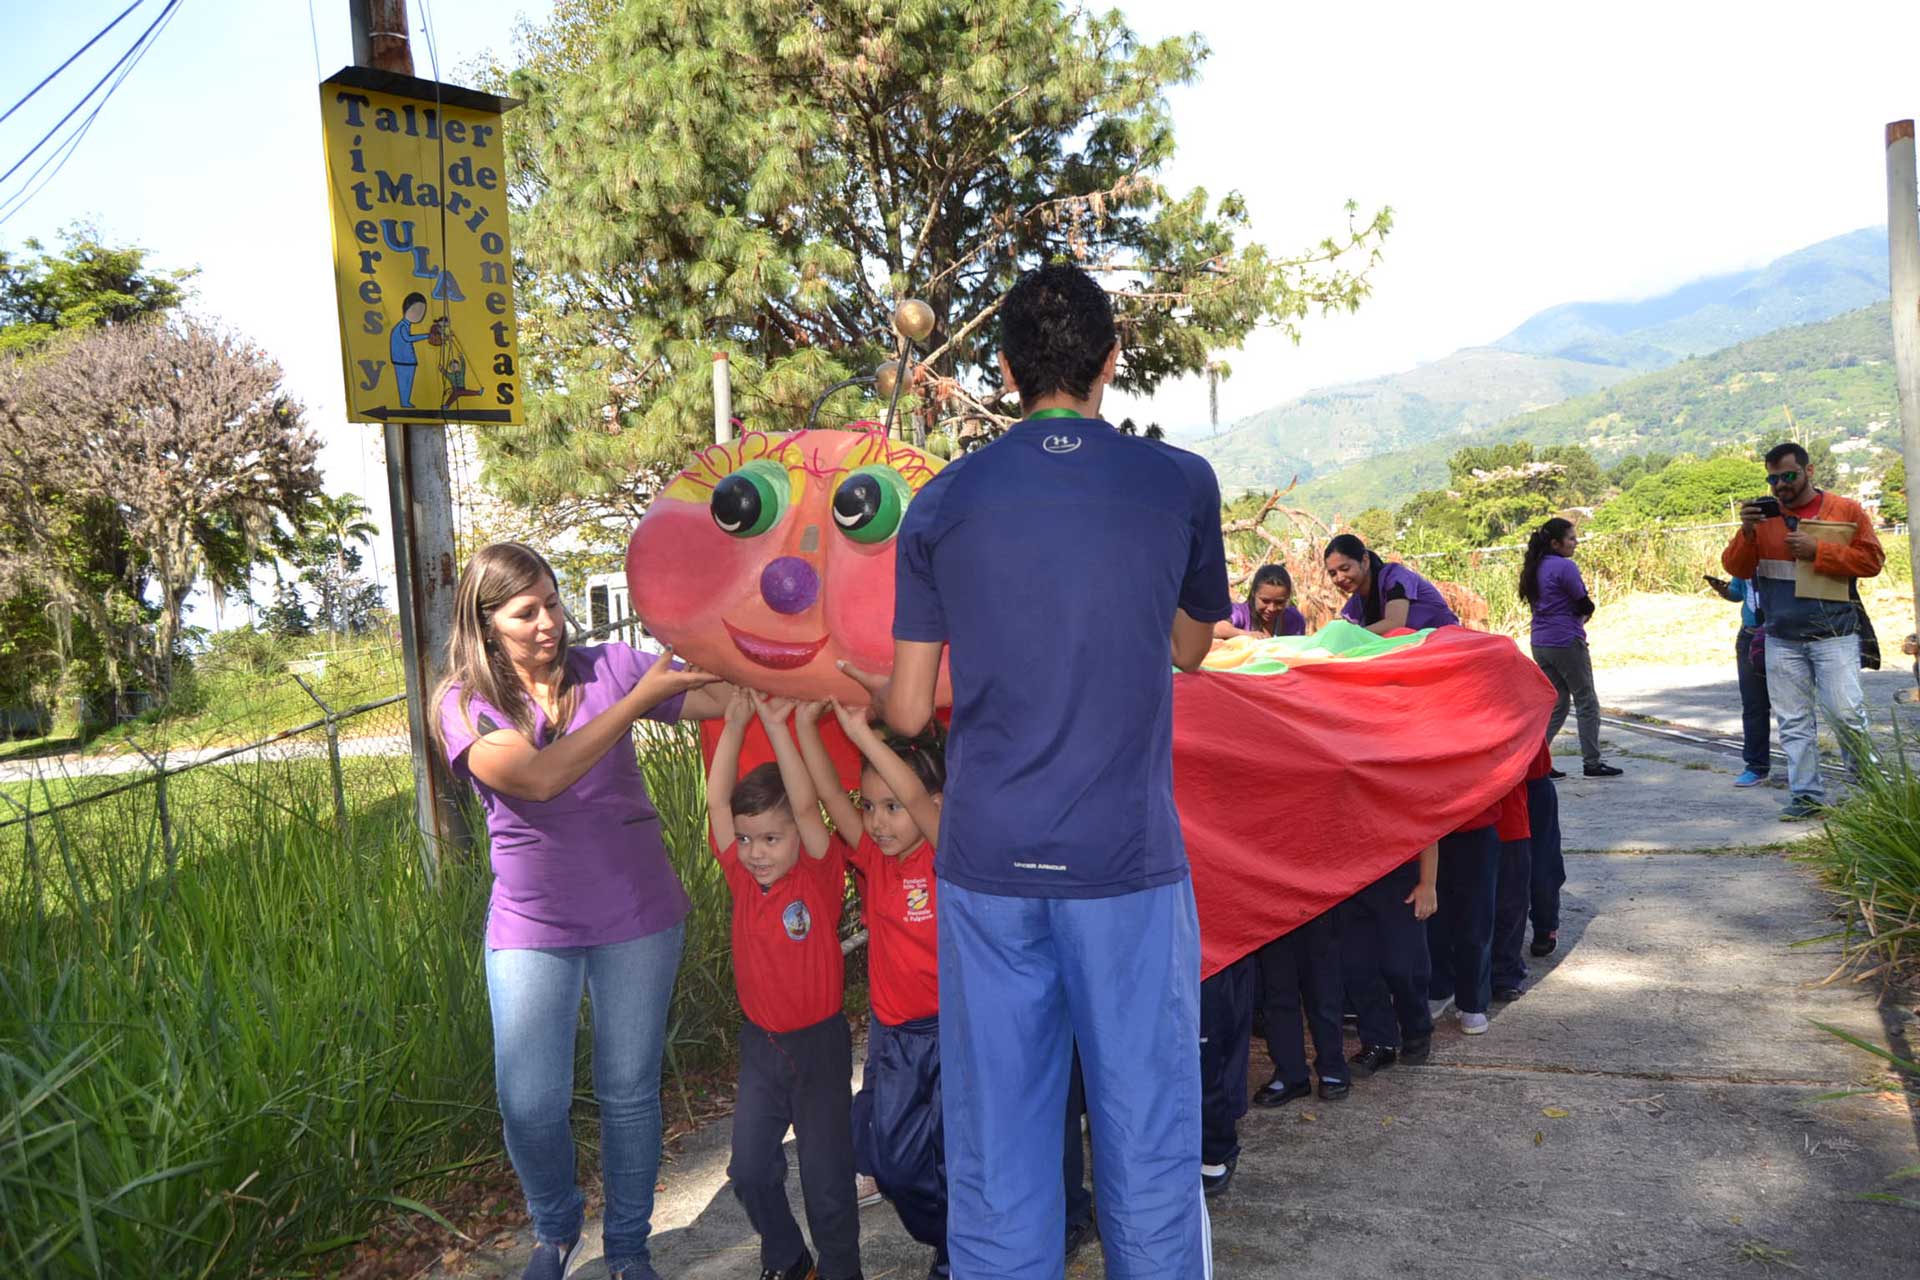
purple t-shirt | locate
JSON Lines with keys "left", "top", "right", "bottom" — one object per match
{"left": 1339, "top": 561, "right": 1459, "bottom": 630}
{"left": 1529, "top": 554, "right": 1590, "bottom": 648}
{"left": 440, "top": 642, "right": 692, "bottom": 950}
{"left": 1229, "top": 600, "right": 1307, "bottom": 636}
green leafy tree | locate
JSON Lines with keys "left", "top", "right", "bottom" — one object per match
{"left": 0, "top": 225, "right": 193, "bottom": 355}
{"left": 478, "top": 0, "right": 1390, "bottom": 548}
{"left": 1589, "top": 454, "right": 1766, "bottom": 530}
{"left": 1879, "top": 455, "right": 1906, "bottom": 523}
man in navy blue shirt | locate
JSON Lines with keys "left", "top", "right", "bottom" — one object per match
{"left": 846, "top": 264, "right": 1230, "bottom": 1278}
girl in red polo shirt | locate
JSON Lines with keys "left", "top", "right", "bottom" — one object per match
{"left": 795, "top": 700, "right": 949, "bottom": 1280}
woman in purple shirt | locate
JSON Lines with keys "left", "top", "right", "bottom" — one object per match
{"left": 1213, "top": 563, "right": 1309, "bottom": 639}
{"left": 1324, "top": 534, "right": 1459, "bottom": 634}
{"left": 1519, "top": 519, "right": 1621, "bottom": 778}
{"left": 432, "top": 542, "right": 730, "bottom": 1280}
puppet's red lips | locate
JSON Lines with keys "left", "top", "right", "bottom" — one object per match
{"left": 724, "top": 621, "right": 827, "bottom": 670}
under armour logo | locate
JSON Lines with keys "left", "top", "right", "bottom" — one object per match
{"left": 1042, "top": 434, "right": 1081, "bottom": 454}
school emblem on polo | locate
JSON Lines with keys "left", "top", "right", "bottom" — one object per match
{"left": 781, "top": 899, "right": 812, "bottom": 941}
{"left": 1042, "top": 433, "right": 1081, "bottom": 454}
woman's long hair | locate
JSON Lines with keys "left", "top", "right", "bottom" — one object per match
{"left": 1518, "top": 518, "right": 1575, "bottom": 608}
{"left": 1245, "top": 563, "right": 1295, "bottom": 635}
{"left": 428, "top": 541, "right": 581, "bottom": 761}
{"left": 1324, "top": 533, "right": 1387, "bottom": 622}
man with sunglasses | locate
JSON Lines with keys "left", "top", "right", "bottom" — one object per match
{"left": 1721, "top": 442, "right": 1884, "bottom": 819}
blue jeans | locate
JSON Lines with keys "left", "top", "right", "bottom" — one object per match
{"left": 1764, "top": 633, "right": 1870, "bottom": 801}
{"left": 939, "top": 877, "right": 1210, "bottom": 1280}
{"left": 486, "top": 921, "right": 685, "bottom": 1273}
{"left": 1736, "top": 627, "right": 1771, "bottom": 773}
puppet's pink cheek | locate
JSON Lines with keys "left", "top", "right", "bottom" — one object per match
{"left": 822, "top": 537, "right": 900, "bottom": 670}
{"left": 627, "top": 505, "right": 766, "bottom": 636}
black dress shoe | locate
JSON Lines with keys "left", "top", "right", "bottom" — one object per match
{"left": 1530, "top": 932, "right": 1558, "bottom": 957}
{"left": 1201, "top": 1154, "right": 1236, "bottom": 1197}
{"left": 1399, "top": 1036, "right": 1431, "bottom": 1065}
{"left": 1583, "top": 761, "right": 1623, "bottom": 777}
{"left": 1317, "top": 1078, "right": 1351, "bottom": 1101}
{"left": 1348, "top": 1044, "right": 1397, "bottom": 1077}
{"left": 1252, "top": 1077, "right": 1312, "bottom": 1108}
{"left": 1548, "top": 768, "right": 1567, "bottom": 780}
{"left": 1493, "top": 985, "right": 1525, "bottom": 1003}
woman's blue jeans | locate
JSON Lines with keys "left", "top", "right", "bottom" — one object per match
{"left": 486, "top": 921, "right": 685, "bottom": 1273}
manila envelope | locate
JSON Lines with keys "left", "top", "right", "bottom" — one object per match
{"left": 1793, "top": 520, "right": 1855, "bottom": 602}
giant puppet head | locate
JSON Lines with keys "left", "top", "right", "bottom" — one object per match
{"left": 625, "top": 427, "right": 951, "bottom": 703}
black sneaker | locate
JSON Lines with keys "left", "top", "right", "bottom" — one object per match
{"left": 1583, "top": 762, "right": 1623, "bottom": 777}
{"left": 1399, "top": 1036, "right": 1431, "bottom": 1065}
{"left": 1530, "top": 932, "right": 1558, "bottom": 957}
{"left": 1201, "top": 1154, "right": 1236, "bottom": 1197}
{"left": 523, "top": 1238, "right": 583, "bottom": 1280}
{"left": 1252, "top": 1076, "right": 1312, "bottom": 1108}
{"left": 1065, "top": 1213, "right": 1097, "bottom": 1263}
{"left": 762, "top": 1248, "right": 817, "bottom": 1280}
{"left": 1349, "top": 1044, "right": 1397, "bottom": 1077}
{"left": 1317, "top": 1076, "right": 1351, "bottom": 1101}
{"left": 1493, "top": 985, "right": 1525, "bottom": 1003}
{"left": 1548, "top": 768, "right": 1567, "bottom": 780}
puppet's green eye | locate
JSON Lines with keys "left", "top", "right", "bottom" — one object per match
{"left": 832, "top": 466, "right": 910, "bottom": 544}
{"left": 711, "top": 460, "right": 789, "bottom": 537}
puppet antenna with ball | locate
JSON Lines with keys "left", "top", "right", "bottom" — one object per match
{"left": 883, "top": 298, "right": 937, "bottom": 445}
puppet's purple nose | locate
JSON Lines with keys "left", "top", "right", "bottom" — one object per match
{"left": 760, "top": 557, "right": 820, "bottom": 615}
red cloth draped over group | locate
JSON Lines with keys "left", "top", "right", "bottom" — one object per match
{"left": 702, "top": 626, "right": 1556, "bottom": 979}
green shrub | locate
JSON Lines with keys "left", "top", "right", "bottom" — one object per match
{"left": 1801, "top": 744, "right": 1920, "bottom": 984}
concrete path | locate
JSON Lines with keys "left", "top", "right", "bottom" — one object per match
{"left": 431, "top": 718, "right": 1917, "bottom": 1280}
{"left": 1596, "top": 660, "right": 1919, "bottom": 758}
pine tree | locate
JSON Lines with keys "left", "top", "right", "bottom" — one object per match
{"left": 477, "top": 0, "right": 1390, "bottom": 549}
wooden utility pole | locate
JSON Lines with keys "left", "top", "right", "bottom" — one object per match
{"left": 350, "top": 0, "right": 470, "bottom": 872}
{"left": 1887, "top": 120, "right": 1920, "bottom": 697}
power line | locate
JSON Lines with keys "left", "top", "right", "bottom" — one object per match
{"left": 0, "top": 0, "right": 145, "bottom": 127}
{"left": 0, "top": 0, "right": 183, "bottom": 227}
{"left": 0, "top": 0, "right": 179, "bottom": 191}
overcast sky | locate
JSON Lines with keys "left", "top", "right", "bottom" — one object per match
{"left": 5, "top": 0, "right": 1919, "bottom": 606}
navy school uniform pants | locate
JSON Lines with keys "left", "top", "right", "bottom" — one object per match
{"left": 852, "top": 1015, "right": 946, "bottom": 1268}
{"left": 729, "top": 1013, "right": 860, "bottom": 1279}
{"left": 1199, "top": 955, "right": 1255, "bottom": 1167}
{"left": 1526, "top": 775, "right": 1565, "bottom": 939}
{"left": 939, "top": 877, "right": 1211, "bottom": 1280}
{"left": 1493, "top": 833, "right": 1532, "bottom": 991}
{"left": 1495, "top": 777, "right": 1566, "bottom": 988}
{"left": 1257, "top": 906, "right": 1349, "bottom": 1087}
{"left": 1427, "top": 825, "right": 1500, "bottom": 1015}
{"left": 1064, "top": 1048, "right": 1094, "bottom": 1235}
{"left": 1337, "top": 857, "right": 1434, "bottom": 1050}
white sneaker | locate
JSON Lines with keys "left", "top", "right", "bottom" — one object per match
{"left": 1428, "top": 995, "right": 1455, "bottom": 1019}
{"left": 1459, "top": 1012, "right": 1489, "bottom": 1035}
{"left": 856, "top": 1174, "right": 883, "bottom": 1207}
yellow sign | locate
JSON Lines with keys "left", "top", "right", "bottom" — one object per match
{"left": 319, "top": 69, "right": 523, "bottom": 424}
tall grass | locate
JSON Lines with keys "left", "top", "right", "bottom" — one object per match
{"left": 1801, "top": 740, "right": 1920, "bottom": 985}
{"left": 0, "top": 718, "right": 737, "bottom": 1275}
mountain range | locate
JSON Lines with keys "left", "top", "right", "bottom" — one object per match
{"left": 1197, "top": 226, "right": 1892, "bottom": 499}
{"left": 1294, "top": 304, "right": 1900, "bottom": 516}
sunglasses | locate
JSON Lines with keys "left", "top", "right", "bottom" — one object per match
{"left": 1765, "top": 471, "right": 1801, "bottom": 487}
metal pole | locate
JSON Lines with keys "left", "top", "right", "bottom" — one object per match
{"left": 714, "top": 352, "right": 734, "bottom": 443}
{"left": 1887, "top": 120, "right": 1920, "bottom": 700}
{"left": 351, "top": 0, "right": 470, "bottom": 872}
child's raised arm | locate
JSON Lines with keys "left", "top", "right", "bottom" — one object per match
{"left": 706, "top": 688, "right": 755, "bottom": 855}
{"left": 753, "top": 692, "right": 832, "bottom": 859}
{"left": 831, "top": 699, "right": 942, "bottom": 851}
{"left": 794, "top": 701, "right": 862, "bottom": 838}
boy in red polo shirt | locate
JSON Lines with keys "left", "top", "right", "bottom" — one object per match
{"left": 709, "top": 691, "right": 861, "bottom": 1280}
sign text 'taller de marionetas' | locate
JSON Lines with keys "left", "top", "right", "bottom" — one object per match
{"left": 320, "top": 70, "right": 523, "bottom": 424}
